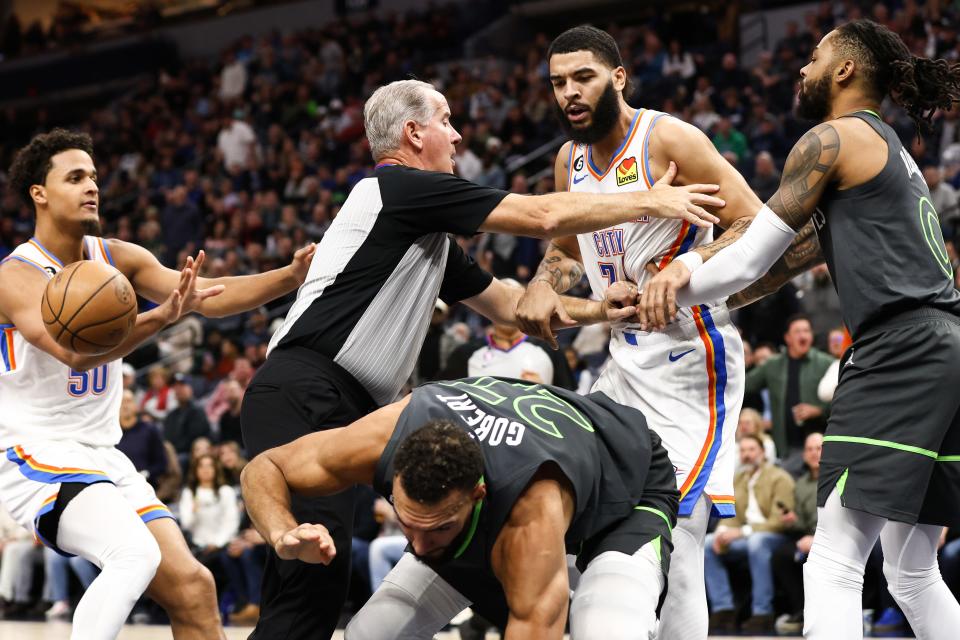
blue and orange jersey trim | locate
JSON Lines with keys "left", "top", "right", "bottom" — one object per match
{"left": 586, "top": 109, "right": 644, "bottom": 180}
{"left": 1, "top": 254, "right": 52, "bottom": 278}
{"left": 657, "top": 222, "right": 699, "bottom": 270}
{"left": 32, "top": 492, "right": 60, "bottom": 551}
{"left": 677, "top": 305, "right": 729, "bottom": 517}
{"left": 566, "top": 142, "right": 577, "bottom": 189}
{"left": 28, "top": 238, "right": 63, "bottom": 267}
{"left": 641, "top": 113, "right": 666, "bottom": 188}
{"left": 6, "top": 446, "right": 110, "bottom": 485}
{"left": 708, "top": 494, "right": 736, "bottom": 518}
{"left": 1, "top": 325, "right": 16, "bottom": 373}
{"left": 96, "top": 238, "right": 115, "bottom": 266}
{"left": 137, "top": 504, "right": 174, "bottom": 524}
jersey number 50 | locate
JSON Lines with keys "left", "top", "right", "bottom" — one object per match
{"left": 68, "top": 365, "right": 108, "bottom": 397}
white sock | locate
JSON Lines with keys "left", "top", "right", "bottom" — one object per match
{"left": 656, "top": 494, "right": 709, "bottom": 640}
{"left": 55, "top": 482, "right": 161, "bottom": 640}
{"left": 881, "top": 521, "right": 960, "bottom": 640}
{"left": 803, "top": 488, "right": 885, "bottom": 640}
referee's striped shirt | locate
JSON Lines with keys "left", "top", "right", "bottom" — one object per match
{"left": 268, "top": 165, "right": 508, "bottom": 405}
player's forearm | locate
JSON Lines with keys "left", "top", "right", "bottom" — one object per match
{"left": 726, "top": 221, "right": 824, "bottom": 309}
{"left": 539, "top": 191, "right": 660, "bottom": 236}
{"left": 692, "top": 215, "right": 754, "bottom": 261}
{"left": 556, "top": 296, "right": 605, "bottom": 328}
{"left": 240, "top": 453, "right": 300, "bottom": 547}
{"left": 530, "top": 242, "right": 584, "bottom": 294}
{"left": 67, "top": 308, "right": 169, "bottom": 371}
{"left": 196, "top": 266, "right": 300, "bottom": 318}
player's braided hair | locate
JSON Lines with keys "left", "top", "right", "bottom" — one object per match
{"left": 8, "top": 128, "right": 94, "bottom": 209}
{"left": 835, "top": 19, "right": 960, "bottom": 131}
{"left": 394, "top": 420, "right": 483, "bottom": 504}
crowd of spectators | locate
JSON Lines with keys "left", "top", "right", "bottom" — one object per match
{"left": 1, "top": 0, "right": 960, "bottom": 633}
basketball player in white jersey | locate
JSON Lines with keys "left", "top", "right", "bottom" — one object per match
{"left": 0, "top": 129, "right": 315, "bottom": 639}
{"left": 516, "top": 26, "right": 811, "bottom": 638}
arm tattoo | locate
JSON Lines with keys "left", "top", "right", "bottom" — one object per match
{"left": 727, "top": 220, "right": 824, "bottom": 309}
{"left": 693, "top": 216, "right": 753, "bottom": 261}
{"left": 767, "top": 124, "right": 840, "bottom": 231}
{"left": 531, "top": 242, "right": 584, "bottom": 293}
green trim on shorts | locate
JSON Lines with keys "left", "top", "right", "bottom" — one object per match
{"left": 836, "top": 468, "right": 849, "bottom": 497}
{"left": 635, "top": 505, "right": 672, "bottom": 532}
{"left": 936, "top": 455, "right": 960, "bottom": 462}
{"left": 823, "top": 435, "right": 938, "bottom": 459}
{"left": 651, "top": 535, "right": 662, "bottom": 562}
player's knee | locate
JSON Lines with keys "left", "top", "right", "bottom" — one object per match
{"left": 345, "top": 609, "right": 393, "bottom": 640}
{"left": 882, "top": 559, "right": 939, "bottom": 603}
{"left": 162, "top": 561, "right": 217, "bottom": 615}
{"left": 105, "top": 526, "right": 161, "bottom": 586}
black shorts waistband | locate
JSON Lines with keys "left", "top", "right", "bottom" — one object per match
{"left": 857, "top": 307, "right": 960, "bottom": 342}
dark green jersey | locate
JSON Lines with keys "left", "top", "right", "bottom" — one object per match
{"left": 373, "top": 377, "right": 657, "bottom": 561}
{"left": 814, "top": 112, "right": 960, "bottom": 338}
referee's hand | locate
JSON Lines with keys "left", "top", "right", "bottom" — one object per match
{"left": 274, "top": 523, "right": 337, "bottom": 565}
{"left": 647, "top": 161, "right": 724, "bottom": 228}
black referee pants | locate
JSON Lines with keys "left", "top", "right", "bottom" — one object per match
{"left": 241, "top": 346, "right": 377, "bottom": 640}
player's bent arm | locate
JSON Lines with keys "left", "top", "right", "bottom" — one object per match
{"left": 241, "top": 397, "right": 406, "bottom": 550}
{"left": 0, "top": 260, "right": 170, "bottom": 371}
{"left": 652, "top": 117, "right": 763, "bottom": 242}
{"left": 726, "top": 221, "right": 825, "bottom": 309}
{"left": 492, "top": 465, "right": 574, "bottom": 640}
{"left": 527, "top": 144, "right": 586, "bottom": 294}
{"left": 674, "top": 123, "right": 841, "bottom": 308}
{"left": 529, "top": 236, "right": 584, "bottom": 294}
{"left": 111, "top": 240, "right": 305, "bottom": 318}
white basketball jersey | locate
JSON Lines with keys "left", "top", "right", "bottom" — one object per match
{"left": 466, "top": 336, "right": 554, "bottom": 384}
{"left": 568, "top": 109, "right": 719, "bottom": 321}
{"left": 0, "top": 237, "right": 124, "bottom": 448}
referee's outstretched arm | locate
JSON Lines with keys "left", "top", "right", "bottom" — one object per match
{"left": 481, "top": 161, "right": 723, "bottom": 238}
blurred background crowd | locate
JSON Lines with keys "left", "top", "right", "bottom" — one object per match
{"left": 1, "top": 0, "right": 960, "bottom": 635}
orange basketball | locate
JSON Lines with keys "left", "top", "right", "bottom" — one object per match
{"left": 41, "top": 261, "right": 138, "bottom": 355}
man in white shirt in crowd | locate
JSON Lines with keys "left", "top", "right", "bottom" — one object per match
{"left": 217, "top": 109, "right": 258, "bottom": 171}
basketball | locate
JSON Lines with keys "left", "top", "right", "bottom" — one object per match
{"left": 40, "top": 261, "right": 137, "bottom": 355}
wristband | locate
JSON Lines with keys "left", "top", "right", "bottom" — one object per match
{"left": 673, "top": 251, "right": 703, "bottom": 273}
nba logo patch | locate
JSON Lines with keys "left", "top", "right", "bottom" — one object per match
{"left": 616, "top": 157, "right": 638, "bottom": 187}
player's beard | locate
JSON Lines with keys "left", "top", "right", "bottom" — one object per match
{"left": 796, "top": 74, "right": 832, "bottom": 122}
{"left": 554, "top": 81, "right": 621, "bottom": 145}
{"left": 414, "top": 517, "right": 474, "bottom": 569}
{"left": 81, "top": 218, "right": 102, "bottom": 236}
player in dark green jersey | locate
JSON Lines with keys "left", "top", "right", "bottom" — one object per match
{"left": 637, "top": 18, "right": 960, "bottom": 640}
{"left": 241, "top": 376, "right": 678, "bottom": 639}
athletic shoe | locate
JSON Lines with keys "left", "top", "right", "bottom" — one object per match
{"left": 775, "top": 612, "right": 804, "bottom": 635}
{"left": 873, "top": 607, "right": 906, "bottom": 633}
{"left": 44, "top": 600, "right": 71, "bottom": 620}
{"left": 708, "top": 609, "right": 737, "bottom": 634}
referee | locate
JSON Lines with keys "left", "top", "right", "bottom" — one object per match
{"left": 239, "top": 78, "right": 723, "bottom": 640}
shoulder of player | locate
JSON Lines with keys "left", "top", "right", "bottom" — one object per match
{"left": 0, "top": 256, "right": 48, "bottom": 289}
{"left": 501, "top": 464, "right": 574, "bottom": 531}
{"left": 648, "top": 115, "right": 706, "bottom": 149}
{"left": 100, "top": 238, "right": 158, "bottom": 276}
{"left": 556, "top": 141, "right": 574, "bottom": 169}
{"left": 0, "top": 258, "right": 47, "bottom": 325}
{"left": 648, "top": 116, "right": 715, "bottom": 167}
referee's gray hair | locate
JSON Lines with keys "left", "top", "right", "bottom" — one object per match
{"left": 364, "top": 80, "right": 438, "bottom": 160}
